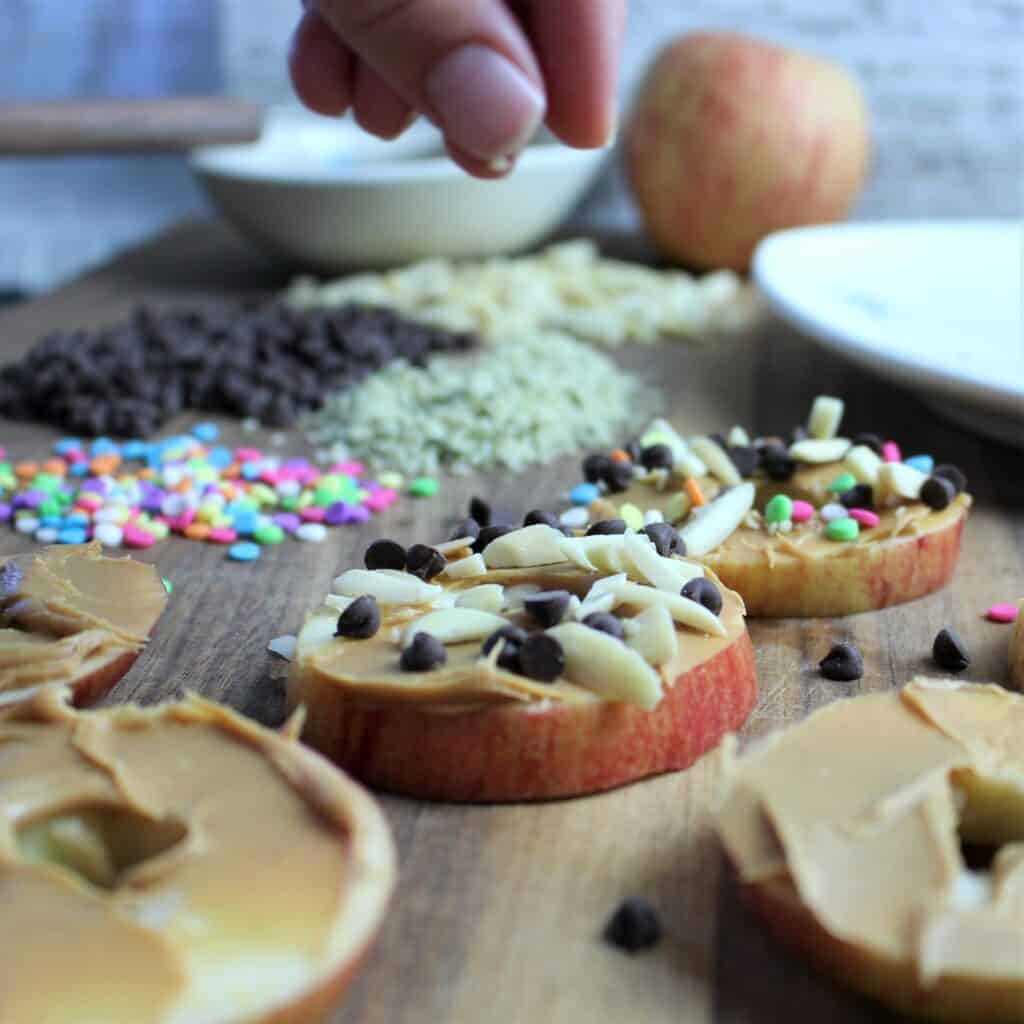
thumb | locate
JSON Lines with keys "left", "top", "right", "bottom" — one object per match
{"left": 311, "top": 0, "right": 546, "bottom": 165}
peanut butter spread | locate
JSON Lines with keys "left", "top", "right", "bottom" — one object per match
{"left": 720, "top": 679, "right": 1024, "bottom": 988}
{"left": 289, "top": 529, "right": 748, "bottom": 714}
{"left": 0, "top": 685, "right": 395, "bottom": 1023}
{"left": 599, "top": 466, "right": 970, "bottom": 566}
{"left": 1011, "top": 603, "right": 1024, "bottom": 690}
{"left": 0, "top": 543, "right": 167, "bottom": 694}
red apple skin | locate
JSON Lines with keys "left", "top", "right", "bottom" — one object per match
{"left": 738, "top": 876, "right": 1024, "bottom": 1023}
{"left": 625, "top": 31, "right": 871, "bottom": 271}
{"left": 703, "top": 508, "right": 967, "bottom": 618}
{"left": 292, "top": 631, "right": 757, "bottom": 802}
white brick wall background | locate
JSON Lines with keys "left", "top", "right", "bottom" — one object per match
{"left": 1, "top": 0, "right": 1020, "bottom": 290}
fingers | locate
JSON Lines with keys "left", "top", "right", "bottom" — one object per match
{"left": 353, "top": 63, "right": 415, "bottom": 139}
{"left": 521, "top": 0, "right": 627, "bottom": 147}
{"left": 288, "top": 8, "right": 354, "bottom": 117}
{"left": 310, "top": 0, "right": 546, "bottom": 166}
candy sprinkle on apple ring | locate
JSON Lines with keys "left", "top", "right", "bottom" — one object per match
{"left": 560, "top": 395, "right": 971, "bottom": 618}
{"left": 281, "top": 516, "right": 758, "bottom": 802}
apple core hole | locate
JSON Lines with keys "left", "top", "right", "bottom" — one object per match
{"left": 952, "top": 770, "right": 1024, "bottom": 875}
{"left": 15, "top": 803, "right": 188, "bottom": 890}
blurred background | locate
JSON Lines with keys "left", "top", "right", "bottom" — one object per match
{"left": 1, "top": 0, "right": 1020, "bottom": 293}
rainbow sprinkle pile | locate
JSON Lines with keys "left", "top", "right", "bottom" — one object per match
{"left": 0, "top": 423, "right": 404, "bottom": 562}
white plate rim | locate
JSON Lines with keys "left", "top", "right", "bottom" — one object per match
{"left": 752, "top": 220, "right": 1024, "bottom": 418}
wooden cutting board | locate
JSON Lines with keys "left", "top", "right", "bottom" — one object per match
{"left": 0, "top": 222, "right": 1020, "bottom": 1024}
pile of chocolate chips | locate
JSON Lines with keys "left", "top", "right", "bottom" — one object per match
{"left": 0, "top": 301, "right": 476, "bottom": 436}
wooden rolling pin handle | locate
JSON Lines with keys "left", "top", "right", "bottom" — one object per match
{"left": 0, "top": 97, "right": 265, "bottom": 154}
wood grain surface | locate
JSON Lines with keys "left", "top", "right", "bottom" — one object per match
{"left": 0, "top": 222, "right": 1020, "bottom": 1024}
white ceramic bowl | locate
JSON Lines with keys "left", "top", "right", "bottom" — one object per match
{"left": 190, "top": 106, "right": 609, "bottom": 270}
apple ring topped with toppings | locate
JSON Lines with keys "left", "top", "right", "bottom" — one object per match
{"left": 285, "top": 522, "right": 758, "bottom": 801}
{"left": 562, "top": 395, "right": 970, "bottom": 616}
{"left": 0, "top": 542, "right": 167, "bottom": 701}
{"left": 0, "top": 685, "right": 395, "bottom": 1024}
{"left": 720, "top": 678, "right": 1024, "bottom": 1023}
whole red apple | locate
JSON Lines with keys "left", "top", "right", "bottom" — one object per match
{"left": 625, "top": 31, "right": 871, "bottom": 271}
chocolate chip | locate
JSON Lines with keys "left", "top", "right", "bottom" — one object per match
{"left": 818, "top": 642, "right": 864, "bottom": 681}
{"left": 523, "top": 590, "right": 571, "bottom": 628}
{"left": 518, "top": 634, "right": 565, "bottom": 683}
{"left": 482, "top": 624, "right": 527, "bottom": 672}
{"left": 921, "top": 476, "right": 956, "bottom": 511}
{"left": 582, "top": 453, "right": 612, "bottom": 484}
{"left": 523, "top": 509, "right": 562, "bottom": 529}
{"left": 788, "top": 425, "right": 808, "bottom": 445}
{"left": 400, "top": 632, "right": 448, "bottom": 672}
{"left": 839, "top": 484, "right": 874, "bottom": 509}
{"left": 468, "top": 496, "right": 492, "bottom": 527}
{"left": 932, "top": 464, "right": 967, "bottom": 495}
{"left": 640, "top": 443, "right": 673, "bottom": 471}
{"left": 364, "top": 539, "right": 407, "bottom": 571}
{"left": 624, "top": 439, "right": 642, "bottom": 464}
{"left": 933, "top": 628, "right": 969, "bottom": 672}
{"left": 472, "top": 524, "right": 512, "bottom": 554}
{"left": 582, "top": 611, "right": 624, "bottom": 640}
{"left": 604, "top": 898, "right": 662, "bottom": 953}
{"left": 586, "top": 518, "right": 627, "bottom": 536}
{"left": 727, "top": 445, "right": 759, "bottom": 478}
{"left": 447, "top": 517, "right": 481, "bottom": 542}
{"left": 852, "top": 432, "right": 884, "bottom": 455}
{"left": 760, "top": 445, "right": 796, "bottom": 481}
{"left": 641, "top": 522, "right": 682, "bottom": 558}
{"left": 681, "top": 577, "right": 723, "bottom": 616}
{"left": 334, "top": 595, "right": 381, "bottom": 639}
{"left": 602, "top": 460, "right": 634, "bottom": 493}
{"left": 405, "top": 544, "right": 446, "bottom": 581}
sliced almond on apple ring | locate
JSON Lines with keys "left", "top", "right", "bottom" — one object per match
{"left": 546, "top": 622, "right": 663, "bottom": 710}
{"left": 622, "top": 531, "right": 703, "bottom": 592}
{"left": 624, "top": 604, "right": 680, "bottom": 667}
{"left": 332, "top": 569, "right": 443, "bottom": 605}
{"left": 441, "top": 553, "right": 487, "bottom": 579}
{"left": 455, "top": 584, "right": 504, "bottom": 614}
{"left": 788, "top": 438, "right": 852, "bottom": 463}
{"left": 399, "top": 608, "right": 509, "bottom": 648}
{"left": 688, "top": 435, "right": 742, "bottom": 486}
{"left": 482, "top": 524, "right": 567, "bottom": 568}
{"left": 678, "top": 482, "right": 756, "bottom": 557}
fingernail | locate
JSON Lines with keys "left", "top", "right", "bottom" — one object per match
{"left": 425, "top": 44, "right": 545, "bottom": 162}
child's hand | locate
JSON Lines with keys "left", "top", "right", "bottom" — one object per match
{"left": 289, "top": 0, "right": 626, "bottom": 177}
